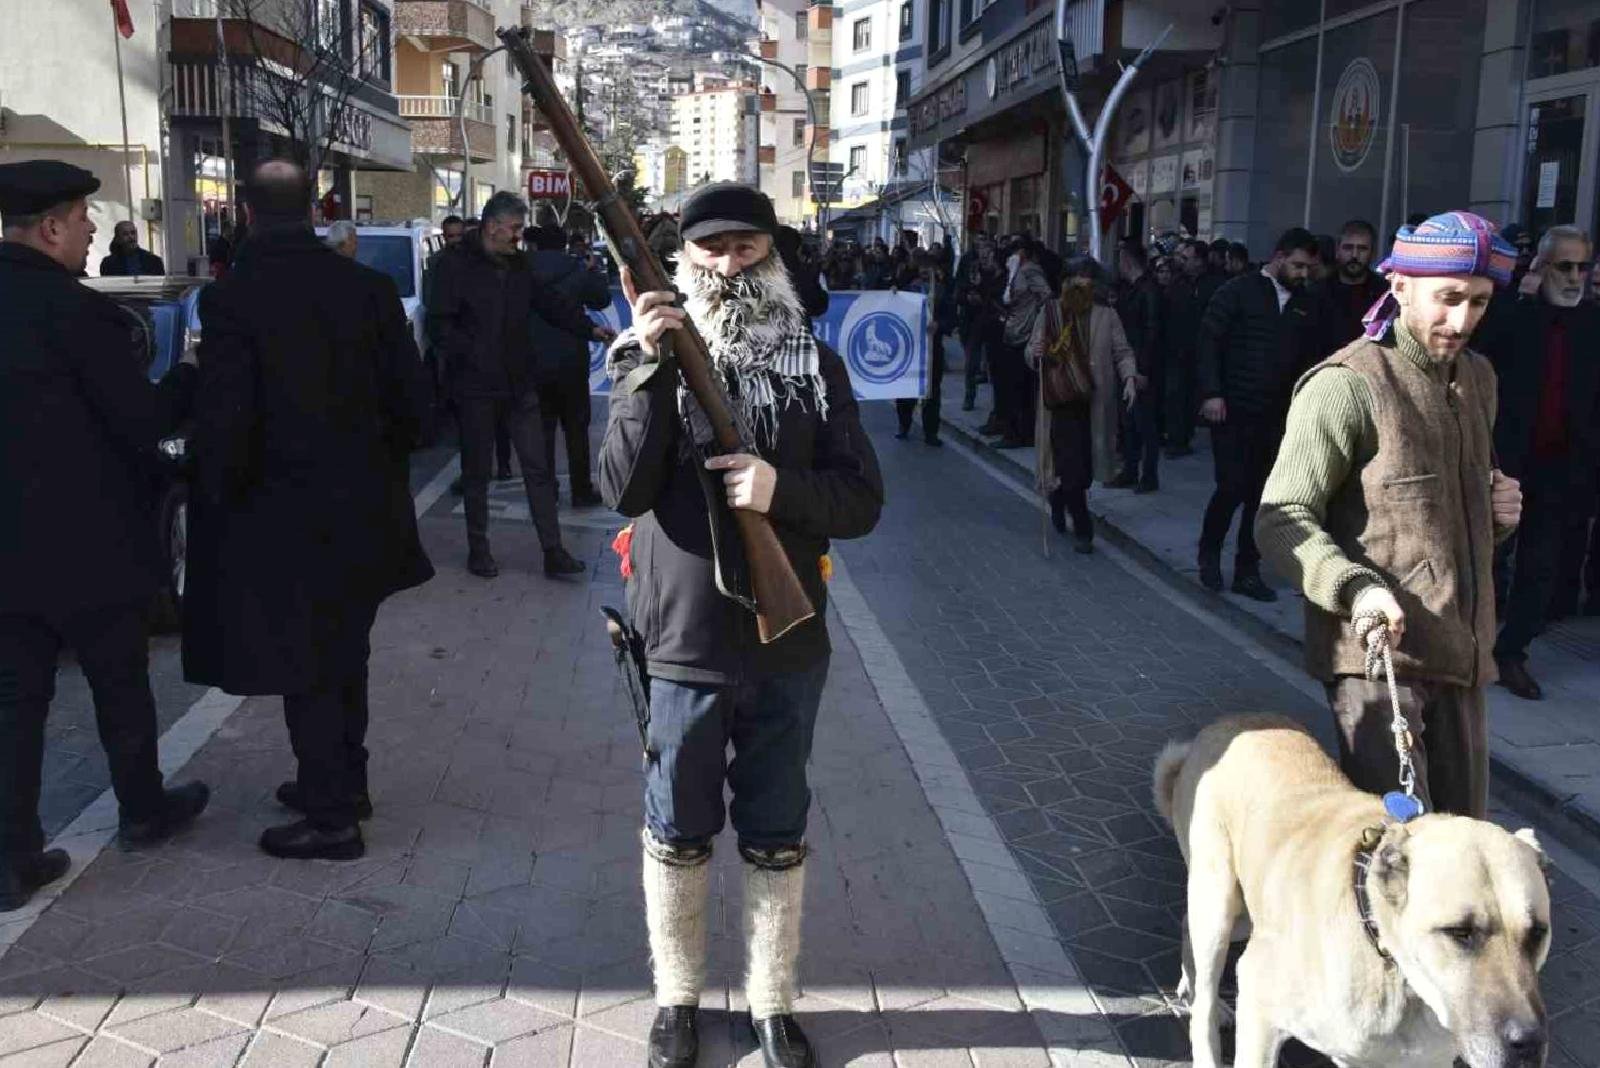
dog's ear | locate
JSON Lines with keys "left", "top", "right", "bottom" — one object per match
{"left": 1373, "top": 824, "right": 1410, "bottom": 902}
{"left": 1514, "top": 828, "right": 1550, "bottom": 871}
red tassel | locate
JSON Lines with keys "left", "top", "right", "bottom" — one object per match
{"left": 611, "top": 524, "right": 634, "bottom": 581}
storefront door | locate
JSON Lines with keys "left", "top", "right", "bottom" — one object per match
{"left": 1521, "top": 86, "right": 1596, "bottom": 236}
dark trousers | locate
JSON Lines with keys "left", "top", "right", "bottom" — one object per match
{"left": 1326, "top": 677, "right": 1488, "bottom": 818}
{"left": 988, "top": 340, "right": 1033, "bottom": 442}
{"left": 896, "top": 330, "right": 947, "bottom": 441}
{"left": 283, "top": 602, "right": 378, "bottom": 830}
{"left": 1199, "top": 415, "right": 1281, "bottom": 571}
{"left": 1495, "top": 468, "right": 1585, "bottom": 661}
{"left": 1118, "top": 370, "right": 1162, "bottom": 484}
{"left": 0, "top": 601, "right": 165, "bottom": 859}
{"left": 1587, "top": 487, "right": 1600, "bottom": 607}
{"left": 494, "top": 412, "right": 512, "bottom": 475}
{"left": 1048, "top": 405, "right": 1094, "bottom": 540}
{"left": 536, "top": 371, "right": 595, "bottom": 498}
{"left": 961, "top": 322, "right": 989, "bottom": 406}
{"left": 644, "top": 662, "right": 829, "bottom": 852}
{"left": 1164, "top": 353, "right": 1196, "bottom": 451}
{"left": 459, "top": 393, "right": 563, "bottom": 553}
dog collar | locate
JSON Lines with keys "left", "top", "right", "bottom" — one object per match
{"left": 1353, "top": 826, "right": 1394, "bottom": 966}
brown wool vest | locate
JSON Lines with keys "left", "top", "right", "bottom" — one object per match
{"left": 1299, "top": 337, "right": 1499, "bottom": 688}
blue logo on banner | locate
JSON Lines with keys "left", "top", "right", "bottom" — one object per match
{"left": 846, "top": 311, "right": 914, "bottom": 385}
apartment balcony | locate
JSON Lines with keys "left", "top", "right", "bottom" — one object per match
{"left": 808, "top": 5, "right": 833, "bottom": 35}
{"left": 760, "top": 91, "right": 777, "bottom": 113}
{"left": 758, "top": 145, "right": 776, "bottom": 165}
{"left": 398, "top": 95, "right": 496, "bottom": 161}
{"left": 806, "top": 66, "right": 830, "bottom": 92}
{"left": 394, "top": 0, "right": 495, "bottom": 53}
{"left": 760, "top": 39, "right": 778, "bottom": 60}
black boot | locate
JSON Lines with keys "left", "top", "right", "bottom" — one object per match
{"left": 570, "top": 486, "right": 604, "bottom": 508}
{"left": 544, "top": 547, "right": 586, "bottom": 577}
{"left": 276, "top": 781, "right": 373, "bottom": 821}
{"left": 648, "top": 1006, "right": 699, "bottom": 1068}
{"left": 1105, "top": 470, "right": 1138, "bottom": 489}
{"left": 1231, "top": 571, "right": 1278, "bottom": 603}
{"left": 752, "top": 1014, "right": 815, "bottom": 1068}
{"left": 1048, "top": 491, "right": 1066, "bottom": 534}
{"left": 1496, "top": 658, "right": 1544, "bottom": 701}
{"left": 0, "top": 849, "right": 70, "bottom": 913}
{"left": 1198, "top": 556, "right": 1224, "bottom": 592}
{"left": 259, "top": 819, "right": 364, "bottom": 861}
{"left": 118, "top": 782, "right": 210, "bottom": 850}
{"left": 467, "top": 551, "right": 499, "bottom": 578}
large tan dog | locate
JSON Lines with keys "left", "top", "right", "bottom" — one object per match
{"left": 1152, "top": 715, "right": 1551, "bottom": 1068}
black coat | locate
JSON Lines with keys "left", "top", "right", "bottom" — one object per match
{"left": 182, "top": 227, "right": 434, "bottom": 695}
{"left": 99, "top": 247, "right": 167, "bottom": 277}
{"left": 598, "top": 341, "right": 883, "bottom": 684}
{"left": 1117, "top": 273, "right": 1165, "bottom": 377}
{"left": 0, "top": 243, "right": 194, "bottom": 617}
{"left": 526, "top": 249, "right": 609, "bottom": 381}
{"left": 1476, "top": 295, "right": 1600, "bottom": 489}
{"left": 426, "top": 237, "right": 596, "bottom": 400}
{"left": 1310, "top": 270, "right": 1388, "bottom": 360}
{"left": 1196, "top": 271, "right": 1319, "bottom": 420}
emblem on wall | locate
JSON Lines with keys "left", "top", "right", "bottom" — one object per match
{"left": 1329, "top": 58, "right": 1381, "bottom": 173}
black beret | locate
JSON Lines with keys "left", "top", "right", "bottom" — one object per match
{"left": 0, "top": 160, "right": 100, "bottom": 220}
{"left": 679, "top": 181, "right": 777, "bottom": 243}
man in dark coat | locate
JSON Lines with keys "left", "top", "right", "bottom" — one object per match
{"left": 1111, "top": 242, "right": 1163, "bottom": 491}
{"left": 0, "top": 161, "right": 209, "bottom": 911}
{"left": 526, "top": 222, "right": 613, "bottom": 507}
{"left": 98, "top": 220, "right": 167, "bottom": 277}
{"left": 1476, "top": 225, "right": 1600, "bottom": 701}
{"left": 1195, "top": 226, "right": 1320, "bottom": 602}
{"left": 428, "top": 191, "right": 610, "bottom": 578}
{"left": 1311, "top": 219, "right": 1387, "bottom": 359}
{"left": 601, "top": 182, "right": 883, "bottom": 1068}
{"left": 183, "top": 160, "right": 435, "bottom": 861}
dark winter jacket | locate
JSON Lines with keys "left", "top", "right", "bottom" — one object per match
{"left": 0, "top": 242, "right": 194, "bottom": 617}
{"left": 1311, "top": 270, "right": 1388, "bottom": 360}
{"left": 954, "top": 253, "right": 1005, "bottom": 335}
{"left": 526, "top": 248, "right": 609, "bottom": 381}
{"left": 598, "top": 340, "right": 883, "bottom": 684}
{"left": 427, "top": 236, "right": 597, "bottom": 400}
{"left": 182, "top": 226, "right": 434, "bottom": 695}
{"left": 1196, "top": 271, "right": 1319, "bottom": 420}
{"left": 1117, "top": 272, "right": 1165, "bottom": 377}
{"left": 99, "top": 247, "right": 167, "bottom": 277}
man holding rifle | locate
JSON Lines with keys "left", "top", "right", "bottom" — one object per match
{"left": 599, "top": 182, "right": 883, "bottom": 1068}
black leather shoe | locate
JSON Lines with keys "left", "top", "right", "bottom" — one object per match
{"left": 647, "top": 1006, "right": 699, "bottom": 1068}
{"left": 0, "top": 850, "right": 70, "bottom": 913}
{"left": 977, "top": 419, "right": 1003, "bottom": 435}
{"left": 1135, "top": 478, "right": 1159, "bottom": 494}
{"left": 544, "top": 547, "right": 586, "bottom": 577}
{"left": 1497, "top": 658, "right": 1544, "bottom": 701}
{"left": 752, "top": 1014, "right": 815, "bottom": 1068}
{"left": 276, "top": 781, "right": 373, "bottom": 822}
{"left": 118, "top": 782, "right": 210, "bottom": 850}
{"left": 571, "top": 487, "right": 604, "bottom": 508}
{"left": 923, "top": 435, "right": 944, "bottom": 448}
{"left": 1073, "top": 534, "right": 1094, "bottom": 555}
{"left": 996, "top": 435, "right": 1029, "bottom": 450}
{"left": 1105, "top": 471, "right": 1138, "bottom": 489}
{"left": 1199, "top": 559, "right": 1224, "bottom": 592}
{"left": 450, "top": 476, "right": 464, "bottom": 496}
{"left": 496, "top": 467, "right": 515, "bottom": 482}
{"left": 259, "top": 820, "right": 364, "bottom": 861}
{"left": 1232, "top": 572, "right": 1279, "bottom": 603}
{"left": 468, "top": 552, "right": 500, "bottom": 578}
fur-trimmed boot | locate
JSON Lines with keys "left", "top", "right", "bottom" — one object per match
{"left": 743, "top": 845, "right": 814, "bottom": 1068}
{"left": 643, "top": 833, "right": 711, "bottom": 1068}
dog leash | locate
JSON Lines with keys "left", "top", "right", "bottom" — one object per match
{"left": 1351, "top": 609, "right": 1425, "bottom": 823}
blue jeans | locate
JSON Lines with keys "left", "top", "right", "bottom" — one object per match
{"left": 645, "top": 662, "right": 828, "bottom": 853}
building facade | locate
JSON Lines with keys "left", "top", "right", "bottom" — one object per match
{"left": 671, "top": 85, "right": 757, "bottom": 186}
{"left": 756, "top": 0, "right": 832, "bottom": 228}
{"left": 903, "top": 0, "right": 1600, "bottom": 259}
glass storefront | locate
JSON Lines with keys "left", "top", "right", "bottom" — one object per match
{"left": 1249, "top": 36, "right": 1316, "bottom": 253}
{"left": 1309, "top": 12, "right": 1397, "bottom": 234}
{"left": 1522, "top": 94, "right": 1586, "bottom": 233}
{"left": 1529, "top": 0, "right": 1600, "bottom": 79}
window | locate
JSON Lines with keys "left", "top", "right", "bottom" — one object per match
{"left": 851, "top": 81, "right": 868, "bottom": 116}
{"left": 893, "top": 137, "right": 907, "bottom": 174}
{"left": 900, "top": 2, "right": 913, "bottom": 41}
{"left": 958, "top": 0, "right": 975, "bottom": 27}
{"left": 507, "top": 114, "right": 516, "bottom": 153}
{"left": 793, "top": 118, "right": 806, "bottom": 146}
{"left": 926, "top": 0, "right": 949, "bottom": 57}
{"left": 849, "top": 145, "right": 867, "bottom": 176}
{"left": 442, "top": 62, "right": 459, "bottom": 101}
{"left": 358, "top": 2, "right": 390, "bottom": 82}
{"left": 792, "top": 170, "right": 806, "bottom": 197}
{"left": 853, "top": 17, "right": 871, "bottom": 52}
{"left": 317, "top": 0, "right": 346, "bottom": 54}
{"left": 796, "top": 63, "right": 808, "bottom": 84}
{"left": 895, "top": 71, "right": 910, "bottom": 109}
{"left": 795, "top": 11, "right": 808, "bottom": 39}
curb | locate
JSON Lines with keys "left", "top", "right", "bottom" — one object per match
{"left": 939, "top": 412, "right": 1600, "bottom": 858}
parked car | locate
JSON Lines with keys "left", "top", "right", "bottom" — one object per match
{"left": 80, "top": 275, "right": 205, "bottom": 632}
{"left": 314, "top": 222, "right": 442, "bottom": 354}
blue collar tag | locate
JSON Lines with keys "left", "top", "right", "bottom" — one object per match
{"left": 1384, "top": 791, "right": 1424, "bottom": 823}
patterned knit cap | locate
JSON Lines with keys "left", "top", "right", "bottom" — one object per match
{"left": 1363, "top": 211, "right": 1517, "bottom": 339}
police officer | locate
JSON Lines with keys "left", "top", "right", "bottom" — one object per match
{"left": 0, "top": 161, "right": 209, "bottom": 912}
{"left": 600, "top": 183, "right": 884, "bottom": 1068}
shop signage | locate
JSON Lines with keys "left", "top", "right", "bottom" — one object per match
{"left": 1329, "top": 58, "right": 1381, "bottom": 173}
{"left": 527, "top": 170, "right": 572, "bottom": 199}
{"left": 986, "top": 23, "right": 1055, "bottom": 101}
{"left": 910, "top": 78, "right": 967, "bottom": 136}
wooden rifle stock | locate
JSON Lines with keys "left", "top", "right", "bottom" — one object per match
{"left": 498, "top": 27, "right": 814, "bottom": 644}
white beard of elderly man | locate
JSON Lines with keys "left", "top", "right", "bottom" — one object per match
{"left": 596, "top": 181, "right": 883, "bottom": 1068}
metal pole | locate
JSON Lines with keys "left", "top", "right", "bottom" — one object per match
{"left": 1302, "top": 0, "right": 1327, "bottom": 229}
{"left": 459, "top": 45, "right": 507, "bottom": 218}
{"left": 1377, "top": 11, "right": 1405, "bottom": 243}
{"left": 112, "top": 13, "right": 137, "bottom": 225}
{"left": 215, "top": 2, "right": 235, "bottom": 233}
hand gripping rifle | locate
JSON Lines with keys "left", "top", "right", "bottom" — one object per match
{"left": 499, "top": 26, "right": 815, "bottom": 645}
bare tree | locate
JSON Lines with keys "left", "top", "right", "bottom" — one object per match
{"left": 223, "top": 0, "right": 383, "bottom": 201}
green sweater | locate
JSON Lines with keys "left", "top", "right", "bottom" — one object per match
{"left": 1256, "top": 322, "right": 1508, "bottom": 616}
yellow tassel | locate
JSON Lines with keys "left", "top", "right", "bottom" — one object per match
{"left": 819, "top": 555, "right": 833, "bottom": 583}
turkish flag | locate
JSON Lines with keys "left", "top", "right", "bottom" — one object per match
{"left": 110, "top": 0, "right": 135, "bottom": 38}
{"left": 1097, "top": 164, "right": 1134, "bottom": 233}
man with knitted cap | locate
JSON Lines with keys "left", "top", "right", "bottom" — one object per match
{"left": 598, "top": 182, "right": 883, "bottom": 1067}
{"left": 1256, "top": 211, "right": 1524, "bottom": 818}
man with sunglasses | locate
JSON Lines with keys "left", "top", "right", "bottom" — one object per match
{"left": 1476, "top": 224, "right": 1600, "bottom": 700}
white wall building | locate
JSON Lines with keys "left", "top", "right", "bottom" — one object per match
{"left": 832, "top": 0, "right": 926, "bottom": 212}
{"left": 755, "top": 0, "right": 832, "bottom": 229}
{"left": 670, "top": 86, "right": 755, "bottom": 187}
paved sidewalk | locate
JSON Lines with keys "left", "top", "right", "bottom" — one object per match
{"left": 935, "top": 348, "right": 1600, "bottom": 848}
{"left": 0, "top": 482, "right": 1082, "bottom": 1066}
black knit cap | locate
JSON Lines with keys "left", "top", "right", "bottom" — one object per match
{"left": 0, "top": 160, "right": 100, "bottom": 222}
{"left": 679, "top": 181, "right": 777, "bottom": 243}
